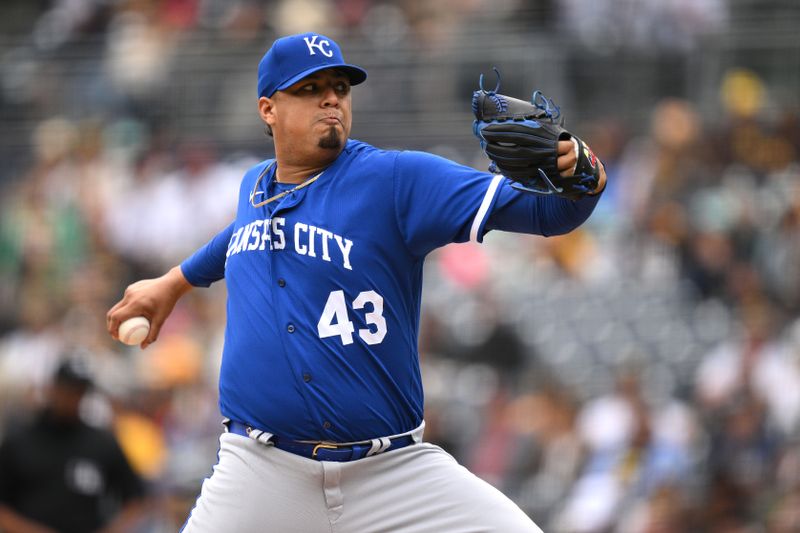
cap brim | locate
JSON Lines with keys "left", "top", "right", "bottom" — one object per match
{"left": 276, "top": 63, "right": 367, "bottom": 92}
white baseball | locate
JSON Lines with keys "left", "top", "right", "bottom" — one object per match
{"left": 118, "top": 316, "right": 150, "bottom": 346}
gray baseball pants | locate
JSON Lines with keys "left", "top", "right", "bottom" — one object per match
{"left": 182, "top": 431, "right": 542, "bottom": 533}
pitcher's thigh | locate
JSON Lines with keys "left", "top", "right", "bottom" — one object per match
{"left": 182, "top": 434, "right": 330, "bottom": 533}
{"left": 339, "top": 443, "right": 543, "bottom": 533}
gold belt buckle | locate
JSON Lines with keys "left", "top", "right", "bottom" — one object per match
{"left": 312, "top": 443, "right": 339, "bottom": 458}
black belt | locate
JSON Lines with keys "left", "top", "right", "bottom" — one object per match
{"left": 226, "top": 420, "right": 416, "bottom": 462}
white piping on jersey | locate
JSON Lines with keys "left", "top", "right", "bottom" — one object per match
{"left": 470, "top": 175, "right": 503, "bottom": 242}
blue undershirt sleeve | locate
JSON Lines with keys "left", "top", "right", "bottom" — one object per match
{"left": 484, "top": 180, "right": 603, "bottom": 237}
{"left": 180, "top": 222, "right": 234, "bottom": 287}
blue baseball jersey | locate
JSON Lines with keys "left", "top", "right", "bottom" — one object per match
{"left": 181, "top": 139, "right": 601, "bottom": 442}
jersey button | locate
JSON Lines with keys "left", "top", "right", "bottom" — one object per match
{"left": 278, "top": 278, "right": 286, "bottom": 287}
{"left": 322, "top": 421, "right": 331, "bottom": 429}
{"left": 302, "top": 373, "right": 312, "bottom": 383}
{"left": 287, "top": 324, "right": 295, "bottom": 333}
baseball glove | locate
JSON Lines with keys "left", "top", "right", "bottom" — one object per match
{"left": 472, "top": 71, "right": 602, "bottom": 200}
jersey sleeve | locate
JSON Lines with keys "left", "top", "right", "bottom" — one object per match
{"left": 484, "top": 179, "right": 603, "bottom": 237}
{"left": 393, "top": 151, "right": 505, "bottom": 257}
{"left": 180, "top": 222, "right": 234, "bottom": 287}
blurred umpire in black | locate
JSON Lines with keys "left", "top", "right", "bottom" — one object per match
{"left": 0, "top": 357, "right": 145, "bottom": 533}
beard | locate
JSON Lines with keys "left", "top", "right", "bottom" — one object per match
{"left": 318, "top": 126, "right": 343, "bottom": 150}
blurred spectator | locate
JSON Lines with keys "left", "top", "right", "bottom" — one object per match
{"left": 617, "top": 485, "right": 692, "bottom": 533}
{"left": 104, "top": 3, "right": 179, "bottom": 116}
{"left": 559, "top": 0, "right": 728, "bottom": 52}
{"left": 555, "top": 370, "right": 695, "bottom": 532}
{"left": 0, "top": 357, "right": 145, "bottom": 533}
{"left": 695, "top": 301, "right": 800, "bottom": 438}
{"left": 768, "top": 487, "right": 800, "bottom": 533}
{"left": 707, "top": 391, "right": 777, "bottom": 511}
{"left": 506, "top": 386, "right": 584, "bottom": 525}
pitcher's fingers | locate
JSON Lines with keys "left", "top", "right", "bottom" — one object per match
{"left": 106, "top": 301, "right": 119, "bottom": 324}
{"left": 558, "top": 139, "right": 579, "bottom": 175}
{"left": 557, "top": 140, "right": 574, "bottom": 156}
{"left": 140, "top": 313, "right": 166, "bottom": 349}
{"left": 141, "top": 327, "right": 158, "bottom": 349}
{"left": 558, "top": 154, "right": 576, "bottom": 172}
{"left": 107, "top": 300, "right": 138, "bottom": 340}
{"left": 106, "top": 308, "right": 122, "bottom": 339}
{"left": 558, "top": 141, "right": 578, "bottom": 172}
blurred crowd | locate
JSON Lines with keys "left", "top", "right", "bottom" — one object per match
{"left": 1, "top": 0, "right": 800, "bottom": 531}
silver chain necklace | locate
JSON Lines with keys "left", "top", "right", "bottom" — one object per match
{"left": 249, "top": 161, "right": 324, "bottom": 208}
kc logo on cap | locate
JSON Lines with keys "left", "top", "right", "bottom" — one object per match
{"left": 258, "top": 32, "right": 367, "bottom": 98}
{"left": 303, "top": 35, "right": 334, "bottom": 58}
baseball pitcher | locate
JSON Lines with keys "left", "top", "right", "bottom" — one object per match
{"left": 107, "top": 32, "right": 605, "bottom": 532}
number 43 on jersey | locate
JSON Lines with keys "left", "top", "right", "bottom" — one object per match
{"left": 317, "top": 290, "right": 387, "bottom": 345}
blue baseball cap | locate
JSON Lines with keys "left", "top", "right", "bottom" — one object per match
{"left": 257, "top": 32, "right": 367, "bottom": 98}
